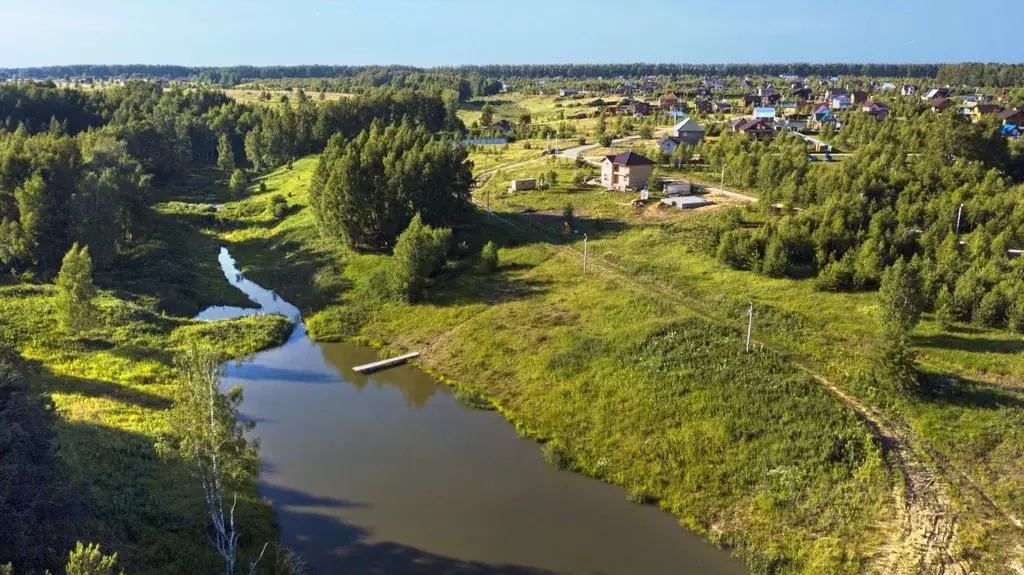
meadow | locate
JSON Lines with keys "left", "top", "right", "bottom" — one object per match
{"left": 188, "top": 150, "right": 1024, "bottom": 572}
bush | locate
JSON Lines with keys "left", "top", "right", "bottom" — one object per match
{"left": 562, "top": 203, "right": 575, "bottom": 229}
{"left": 229, "top": 169, "right": 248, "bottom": 197}
{"left": 480, "top": 241, "right": 499, "bottom": 273}
{"left": 717, "top": 229, "right": 754, "bottom": 270}
{"left": 268, "top": 194, "right": 288, "bottom": 219}
{"left": 541, "top": 441, "right": 570, "bottom": 470}
{"left": 760, "top": 236, "right": 789, "bottom": 278}
{"left": 599, "top": 133, "right": 614, "bottom": 147}
{"left": 815, "top": 254, "right": 856, "bottom": 292}
{"left": 65, "top": 542, "right": 122, "bottom": 575}
{"left": 626, "top": 488, "right": 656, "bottom": 505}
{"left": 259, "top": 181, "right": 268, "bottom": 194}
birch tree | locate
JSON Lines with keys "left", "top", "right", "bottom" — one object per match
{"left": 160, "top": 345, "right": 265, "bottom": 575}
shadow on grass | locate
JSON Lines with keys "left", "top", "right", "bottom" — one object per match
{"left": 919, "top": 371, "right": 1024, "bottom": 410}
{"left": 268, "top": 485, "right": 557, "bottom": 575}
{"left": 103, "top": 209, "right": 253, "bottom": 317}
{"left": 42, "top": 368, "right": 173, "bottom": 410}
{"left": 912, "top": 333, "right": 1024, "bottom": 355}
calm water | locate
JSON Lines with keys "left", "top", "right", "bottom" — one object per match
{"left": 197, "top": 247, "right": 745, "bottom": 575}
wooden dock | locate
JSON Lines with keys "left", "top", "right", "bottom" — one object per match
{"left": 352, "top": 352, "right": 420, "bottom": 374}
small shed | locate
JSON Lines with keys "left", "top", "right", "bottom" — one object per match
{"left": 664, "top": 182, "right": 693, "bottom": 196}
{"left": 510, "top": 179, "right": 536, "bottom": 192}
{"left": 661, "top": 196, "right": 713, "bottom": 209}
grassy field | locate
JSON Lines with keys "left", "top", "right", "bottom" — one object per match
{"left": 0, "top": 284, "right": 292, "bottom": 574}
{"left": 192, "top": 158, "right": 904, "bottom": 573}
{"left": 192, "top": 153, "right": 1024, "bottom": 572}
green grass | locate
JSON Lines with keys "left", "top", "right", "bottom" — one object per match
{"left": 201, "top": 157, "right": 901, "bottom": 573}
{"left": 0, "top": 281, "right": 293, "bottom": 574}
{"left": 197, "top": 152, "right": 1024, "bottom": 572}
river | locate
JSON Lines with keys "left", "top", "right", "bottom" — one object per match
{"left": 196, "top": 247, "right": 746, "bottom": 574}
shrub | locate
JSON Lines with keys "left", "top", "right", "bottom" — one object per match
{"left": 65, "top": 542, "right": 122, "bottom": 575}
{"left": 562, "top": 203, "right": 575, "bottom": 229}
{"left": 541, "top": 441, "right": 570, "bottom": 470}
{"left": 717, "top": 229, "right": 754, "bottom": 270}
{"left": 229, "top": 169, "right": 248, "bottom": 197}
{"left": 599, "top": 133, "right": 614, "bottom": 147}
{"left": 815, "top": 253, "right": 856, "bottom": 292}
{"left": 760, "top": 236, "right": 789, "bottom": 278}
{"left": 626, "top": 488, "right": 656, "bottom": 505}
{"left": 268, "top": 194, "right": 288, "bottom": 219}
{"left": 56, "top": 243, "right": 97, "bottom": 334}
{"left": 259, "top": 181, "right": 268, "bottom": 194}
{"left": 480, "top": 241, "right": 499, "bottom": 273}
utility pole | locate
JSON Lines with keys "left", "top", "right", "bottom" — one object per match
{"left": 955, "top": 203, "right": 964, "bottom": 236}
{"left": 746, "top": 302, "right": 754, "bottom": 353}
{"left": 720, "top": 164, "right": 726, "bottom": 190}
{"left": 583, "top": 233, "right": 589, "bottom": 275}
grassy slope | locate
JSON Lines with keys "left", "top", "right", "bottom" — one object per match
{"left": 0, "top": 172, "right": 295, "bottom": 573}
{"left": 209, "top": 158, "right": 901, "bottom": 573}
{"left": 213, "top": 154, "right": 1024, "bottom": 572}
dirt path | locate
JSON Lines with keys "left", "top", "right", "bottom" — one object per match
{"left": 471, "top": 205, "right": 986, "bottom": 573}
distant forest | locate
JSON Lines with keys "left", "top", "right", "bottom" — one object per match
{"left": 3, "top": 63, "right": 1023, "bottom": 86}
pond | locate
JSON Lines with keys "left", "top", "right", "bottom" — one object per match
{"left": 197, "top": 247, "right": 745, "bottom": 574}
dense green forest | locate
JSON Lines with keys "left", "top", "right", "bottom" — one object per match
{"left": 0, "top": 80, "right": 461, "bottom": 280}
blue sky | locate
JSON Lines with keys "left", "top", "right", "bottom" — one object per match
{"left": 2, "top": 0, "right": 1021, "bottom": 67}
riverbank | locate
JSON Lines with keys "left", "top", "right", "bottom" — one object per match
{"left": 195, "top": 157, "right": 903, "bottom": 573}
{"left": 0, "top": 218, "right": 293, "bottom": 572}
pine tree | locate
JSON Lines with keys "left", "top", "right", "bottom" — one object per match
{"left": 65, "top": 542, "right": 122, "bottom": 575}
{"left": 55, "top": 243, "right": 97, "bottom": 334}
{"left": 216, "top": 133, "right": 235, "bottom": 174}
{"left": 229, "top": 169, "right": 248, "bottom": 197}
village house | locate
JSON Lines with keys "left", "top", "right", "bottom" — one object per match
{"left": 659, "top": 94, "right": 679, "bottom": 110}
{"left": 923, "top": 88, "right": 950, "bottom": 100}
{"left": 559, "top": 89, "right": 579, "bottom": 97}
{"left": 672, "top": 117, "right": 706, "bottom": 144}
{"left": 831, "top": 95, "right": 852, "bottom": 110}
{"left": 825, "top": 87, "right": 848, "bottom": 102}
{"left": 657, "top": 136, "right": 682, "bottom": 155}
{"left": 715, "top": 100, "right": 733, "bottom": 113}
{"left": 742, "top": 94, "right": 763, "bottom": 108}
{"left": 631, "top": 101, "right": 652, "bottom": 116}
{"left": 731, "top": 118, "right": 775, "bottom": 141}
{"left": 484, "top": 119, "right": 512, "bottom": 136}
{"left": 792, "top": 86, "right": 813, "bottom": 100}
{"left": 971, "top": 104, "right": 1004, "bottom": 123}
{"left": 754, "top": 106, "right": 777, "bottom": 119}
{"left": 850, "top": 90, "right": 869, "bottom": 105}
{"left": 879, "top": 82, "right": 897, "bottom": 91}
{"left": 901, "top": 85, "right": 919, "bottom": 96}
{"left": 931, "top": 97, "right": 954, "bottom": 112}
{"left": 999, "top": 109, "right": 1024, "bottom": 126}
{"left": 862, "top": 100, "right": 889, "bottom": 119}
{"left": 694, "top": 100, "right": 713, "bottom": 114}
{"left": 780, "top": 102, "right": 798, "bottom": 117}
{"left": 601, "top": 151, "right": 656, "bottom": 191}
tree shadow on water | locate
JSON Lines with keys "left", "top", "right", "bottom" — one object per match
{"left": 266, "top": 484, "right": 558, "bottom": 575}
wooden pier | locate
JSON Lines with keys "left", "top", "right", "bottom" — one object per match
{"left": 352, "top": 352, "right": 420, "bottom": 374}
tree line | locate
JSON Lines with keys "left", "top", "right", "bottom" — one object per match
{"left": 2, "top": 63, "right": 948, "bottom": 83}
{"left": 0, "top": 80, "right": 461, "bottom": 280}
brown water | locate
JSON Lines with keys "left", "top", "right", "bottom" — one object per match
{"left": 197, "top": 248, "right": 746, "bottom": 575}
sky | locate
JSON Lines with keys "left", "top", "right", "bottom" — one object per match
{"left": 2, "top": 0, "right": 1022, "bottom": 68}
